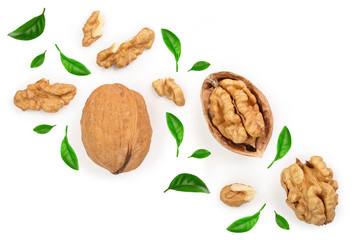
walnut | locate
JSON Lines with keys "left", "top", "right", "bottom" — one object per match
{"left": 201, "top": 71, "right": 273, "bottom": 157}
{"left": 280, "top": 156, "right": 339, "bottom": 225}
{"left": 96, "top": 27, "right": 155, "bottom": 68}
{"left": 81, "top": 84, "right": 152, "bottom": 174}
{"left": 14, "top": 79, "right": 76, "bottom": 113}
{"left": 220, "top": 183, "right": 256, "bottom": 207}
{"left": 82, "top": 10, "right": 105, "bottom": 47}
{"left": 152, "top": 78, "right": 185, "bottom": 106}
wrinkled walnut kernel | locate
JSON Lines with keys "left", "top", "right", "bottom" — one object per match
{"left": 82, "top": 10, "right": 105, "bottom": 47}
{"left": 209, "top": 79, "right": 264, "bottom": 147}
{"left": 96, "top": 27, "right": 155, "bottom": 68}
{"left": 14, "top": 79, "right": 76, "bottom": 113}
{"left": 280, "top": 156, "right": 339, "bottom": 225}
{"left": 201, "top": 72, "right": 273, "bottom": 157}
{"left": 220, "top": 183, "right": 256, "bottom": 207}
{"left": 152, "top": 78, "right": 185, "bottom": 106}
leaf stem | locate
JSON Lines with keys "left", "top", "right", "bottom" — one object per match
{"left": 176, "top": 147, "right": 179, "bottom": 157}
{"left": 55, "top": 44, "right": 60, "bottom": 53}
{"left": 42, "top": 8, "right": 46, "bottom": 14}
{"left": 164, "top": 188, "right": 169, "bottom": 193}
{"left": 259, "top": 203, "right": 266, "bottom": 212}
{"left": 267, "top": 160, "right": 275, "bottom": 169}
{"left": 176, "top": 62, "right": 178, "bottom": 72}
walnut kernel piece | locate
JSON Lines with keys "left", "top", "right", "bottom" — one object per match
{"left": 82, "top": 11, "right": 105, "bottom": 47}
{"left": 14, "top": 79, "right": 76, "bottom": 113}
{"left": 280, "top": 156, "right": 339, "bottom": 225}
{"left": 201, "top": 72, "right": 273, "bottom": 157}
{"left": 220, "top": 183, "right": 256, "bottom": 207}
{"left": 152, "top": 78, "right": 185, "bottom": 106}
{"left": 96, "top": 27, "right": 155, "bottom": 68}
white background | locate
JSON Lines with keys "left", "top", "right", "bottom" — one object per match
{"left": 1, "top": 0, "right": 359, "bottom": 239}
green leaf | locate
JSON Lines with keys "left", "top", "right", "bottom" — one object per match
{"left": 60, "top": 125, "right": 79, "bottom": 170}
{"left": 33, "top": 124, "right": 55, "bottom": 134}
{"left": 161, "top": 28, "right": 181, "bottom": 72}
{"left": 166, "top": 112, "right": 184, "bottom": 157}
{"left": 8, "top": 8, "right": 46, "bottom": 40}
{"left": 227, "top": 203, "right": 266, "bottom": 233}
{"left": 164, "top": 173, "right": 210, "bottom": 193}
{"left": 30, "top": 50, "right": 46, "bottom": 68}
{"left": 55, "top": 44, "right": 91, "bottom": 76}
{"left": 188, "top": 61, "right": 210, "bottom": 72}
{"left": 188, "top": 149, "right": 211, "bottom": 159}
{"left": 267, "top": 126, "right": 292, "bottom": 168}
{"left": 274, "top": 211, "right": 290, "bottom": 230}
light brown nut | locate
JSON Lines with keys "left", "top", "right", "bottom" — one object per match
{"left": 201, "top": 71, "right": 273, "bottom": 157}
{"left": 220, "top": 183, "right": 256, "bottom": 207}
{"left": 14, "top": 78, "right": 76, "bottom": 113}
{"left": 96, "top": 28, "right": 155, "bottom": 68}
{"left": 280, "top": 156, "right": 339, "bottom": 225}
{"left": 82, "top": 10, "right": 105, "bottom": 47}
{"left": 80, "top": 84, "right": 152, "bottom": 174}
{"left": 152, "top": 78, "right": 185, "bottom": 106}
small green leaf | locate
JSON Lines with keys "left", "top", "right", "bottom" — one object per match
{"left": 227, "top": 203, "right": 266, "bottom": 233}
{"left": 30, "top": 50, "right": 46, "bottom": 68}
{"left": 188, "top": 149, "right": 211, "bottom": 159}
{"left": 166, "top": 112, "right": 184, "bottom": 157}
{"left": 8, "top": 8, "right": 46, "bottom": 40}
{"left": 60, "top": 125, "right": 79, "bottom": 170}
{"left": 188, "top": 61, "right": 210, "bottom": 72}
{"left": 161, "top": 28, "right": 181, "bottom": 72}
{"left": 33, "top": 124, "right": 55, "bottom": 134}
{"left": 274, "top": 211, "right": 290, "bottom": 230}
{"left": 267, "top": 126, "right": 292, "bottom": 168}
{"left": 164, "top": 173, "right": 210, "bottom": 193}
{"left": 55, "top": 44, "right": 91, "bottom": 76}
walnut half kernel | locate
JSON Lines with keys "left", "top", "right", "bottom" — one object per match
{"left": 96, "top": 27, "right": 155, "bottom": 68}
{"left": 152, "top": 78, "right": 185, "bottom": 106}
{"left": 82, "top": 10, "right": 105, "bottom": 47}
{"left": 220, "top": 183, "right": 256, "bottom": 207}
{"left": 280, "top": 156, "right": 339, "bottom": 225}
{"left": 13, "top": 78, "right": 76, "bottom": 113}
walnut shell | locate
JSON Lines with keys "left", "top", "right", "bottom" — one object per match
{"left": 201, "top": 71, "right": 273, "bottom": 157}
{"left": 80, "top": 84, "right": 152, "bottom": 174}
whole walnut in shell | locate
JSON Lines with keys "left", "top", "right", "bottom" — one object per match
{"left": 280, "top": 156, "right": 338, "bottom": 225}
{"left": 80, "top": 84, "right": 152, "bottom": 174}
{"left": 201, "top": 71, "right": 273, "bottom": 157}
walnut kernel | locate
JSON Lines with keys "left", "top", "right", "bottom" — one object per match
{"left": 201, "top": 72, "right": 273, "bottom": 157}
{"left": 152, "top": 78, "right": 185, "bottom": 106}
{"left": 96, "top": 27, "right": 155, "bottom": 68}
{"left": 220, "top": 183, "right": 256, "bottom": 207}
{"left": 14, "top": 79, "right": 76, "bottom": 113}
{"left": 280, "top": 156, "right": 339, "bottom": 225}
{"left": 82, "top": 10, "right": 105, "bottom": 47}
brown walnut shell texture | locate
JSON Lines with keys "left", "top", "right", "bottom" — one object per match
{"left": 80, "top": 84, "right": 152, "bottom": 174}
{"left": 201, "top": 71, "right": 273, "bottom": 157}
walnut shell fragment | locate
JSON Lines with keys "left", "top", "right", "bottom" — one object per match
{"left": 220, "top": 183, "right": 256, "bottom": 207}
{"left": 152, "top": 78, "right": 185, "bottom": 106}
{"left": 14, "top": 78, "right": 76, "bottom": 113}
{"left": 82, "top": 10, "right": 105, "bottom": 47}
{"left": 80, "top": 84, "right": 152, "bottom": 174}
{"left": 280, "top": 156, "right": 339, "bottom": 225}
{"left": 96, "top": 27, "right": 155, "bottom": 68}
{"left": 201, "top": 71, "right": 273, "bottom": 157}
